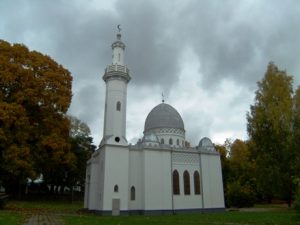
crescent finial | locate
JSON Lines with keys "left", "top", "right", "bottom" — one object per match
{"left": 117, "top": 24, "right": 121, "bottom": 33}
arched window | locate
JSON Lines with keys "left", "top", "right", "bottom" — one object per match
{"left": 169, "top": 138, "right": 173, "bottom": 145}
{"left": 194, "top": 171, "right": 201, "bottom": 195}
{"left": 182, "top": 140, "right": 184, "bottom": 147}
{"left": 161, "top": 138, "right": 164, "bottom": 144}
{"left": 114, "top": 185, "right": 118, "bottom": 192}
{"left": 130, "top": 186, "right": 135, "bottom": 201}
{"left": 173, "top": 170, "right": 180, "bottom": 195}
{"left": 116, "top": 101, "right": 121, "bottom": 111}
{"left": 177, "top": 139, "right": 179, "bottom": 146}
{"left": 183, "top": 171, "right": 190, "bottom": 195}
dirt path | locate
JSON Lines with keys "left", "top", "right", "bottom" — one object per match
{"left": 23, "top": 213, "right": 62, "bottom": 225}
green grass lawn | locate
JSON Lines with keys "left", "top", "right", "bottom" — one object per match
{"left": 1, "top": 200, "right": 82, "bottom": 225}
{"left": 0, "top": 211, "right": 24, "bottom": 225}
{"left": 2, "top": 200, "right": 299, "bottom": 225}
{"left": 6, "top": 200, "right": 83, "bottom": 213}
{"left": 63, "top": 211, "right": 300, "bottom": 225}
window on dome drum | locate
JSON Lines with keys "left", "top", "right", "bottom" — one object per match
{"left": 114, "top": 185, "right": 118, "bottom": 192}
{"left": 177, "top": 139, "right": 179, "bottom": 146}
{"left": 173, "top": 170, "right": 180, "bottom": 195}
{"left": 169, "top": 138, "right": 173, "bottom": 145}
{"left": 194, "top": 171, "right": 201, "bottom": 195}
{"left": 161, "top": 138, "right": 164, "bottom": 144}
{"left": 130, "top": 186, "right": 135, "bottom": 201}
{"left": 183, "top": 171, "right": 190, "bottom": 195}
{"left": 116, "top": 101, "right": 121, "bottom": 111}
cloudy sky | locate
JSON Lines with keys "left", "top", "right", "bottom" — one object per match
{"left": 1, "top": 0, "right": 300, "bottom": 146}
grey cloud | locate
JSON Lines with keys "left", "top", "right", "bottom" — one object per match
{"left": 183, "top": 111, "right": 213, "bottom": 145}
{"left": 174, "top": 0, "right": 300, "bottom": 90}
{"left": 2, "top": 0, "right": 299, "bottom": 91}
{"left": 1, "top": 0, "right": 300, "bottom": 145}
{"left": 114, "top": 0, "right": 182, "bottom": 91}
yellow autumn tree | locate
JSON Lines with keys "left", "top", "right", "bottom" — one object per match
{"left": 247, "top": 62, "right": 295, "bottom": 205}
{"left": 0, "top": 40, "right": 74, "bottom": 197}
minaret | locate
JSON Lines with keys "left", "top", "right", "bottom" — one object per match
{"left": 101, "top": 27, "right": 131, "bottom": 145}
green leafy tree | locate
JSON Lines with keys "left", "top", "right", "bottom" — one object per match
{"left": 215, "top": 144, "right": 229, "bottom": 183}
{"left": 0, "top": 40, "right": 73, "bottom": 197}
{"left": 247, "top": 62, "right": 295, "bottom": 205}
{"left": 67, "top": 115, "right": 95, "bottom": 192}
{"left": 215, "top": 143, "right": 231, "bottom": 207}
{"left": 292, "top": 88, "right": 300, "bottom": 178}
{"left": 219, "top": 139, "right": 256, "bottom": 207}
{"left": 226, "top": 180, "right": 256, "bottom": 208}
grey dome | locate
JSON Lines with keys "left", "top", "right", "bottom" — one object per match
{"left": 198, "top": 137, "right": 215, "bottom": 151}
{"left": 198, "top": 137, "right": 213, "bottom": 147}
{"left": 144, "top": 103, "right": 185, "bottom": 132}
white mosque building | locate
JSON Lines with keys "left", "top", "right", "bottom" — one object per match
{"left": 84, "top": 30, "right": 225, "bottom": 215}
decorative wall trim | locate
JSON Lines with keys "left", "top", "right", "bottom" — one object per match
{"left": 172, "top": 152, "right": 199, "bottom": 164}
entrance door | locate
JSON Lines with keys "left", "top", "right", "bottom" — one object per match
{"left": 112, "top": 198, "right": 120, "bottom": 216}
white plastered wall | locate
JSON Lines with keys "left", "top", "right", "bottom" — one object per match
{"left": 200, "top": 153, "right": 225, "bottom": 209}
{"left": 85, "top": 156, "right": 100, "bottom": 210}
{"left": 157, "top": 133, "right": 185, "bottom": 147}
{"left": 112, "top": 46, "right": 124, "bottom": 65}
{"left": 102, "top": 145, "right": 129, "bottom": 211}
{"left": 151, "top": 128, "right": 185, "bottom": 147}
{"left": 128, "top": 149, "right": 144, "bottom": 210}
{"left": 172, "top": 163, "right": 203, "bottom": 209}
{"left": 103, "top": 79, "right": 128, "bottom": 145}
{"left": 143, "top": 149, "right": 172, "bottom": 210}
{"left": 84, "top": 160, "right": 91, "bottom": 208}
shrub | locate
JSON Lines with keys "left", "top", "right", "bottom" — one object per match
{"left": 226, "top": 181, "right": 256, "bottom": 208}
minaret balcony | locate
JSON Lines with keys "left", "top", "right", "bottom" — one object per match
{"left": 106, "top": 64, "right": 129, "bottom": 73}
{"left": 103, "top": 64, "right": 131, "bottom": 82}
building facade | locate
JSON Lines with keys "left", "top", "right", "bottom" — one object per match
{"left": 84, "top": 31, "right": 225, "bottom": 215}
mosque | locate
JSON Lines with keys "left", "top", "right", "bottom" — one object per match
{"left": 84, "top": 30, "right": 225, "bottom": 215}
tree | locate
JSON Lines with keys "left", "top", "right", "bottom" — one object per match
{"left": 292, "top": 88, "right": 300, "bottom": 172}
{"left": 217, "top": 139, "right": 256, "bottom": 207}
{"left": 0, "top": 40, "right": 73, "bottom": 197}
{"left": 66, "top": 116, "right": 95, "bottom": 192}
{"left": 215, "top": 143, "right": 230, "bottom": 189}
{"left": 247, "top": 62, "right": 295, "bottom": 205}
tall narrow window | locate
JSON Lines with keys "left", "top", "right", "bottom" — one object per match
{"left": 173, "top": 170, "right": 180, "bottom": 195}
{"left": 161, "top": 138, "right": 164, "bottom": 144}
{"left": 130, "top": 186, "right": 135, "bottom": 200}
{"left": 116, "top": 101, "right": 121, "bottom": 111}
{"left": 114, "top": 185, "right": 118, "bottom": 192}
{"left": 177, "top": 139, "right": 179, "bottom": 146}
{"left": 183, "top": 171, "right": 190, "bottom": 195}
{"left": 118, "top": 53, "right": 120, "bottom": 61}
{"left": 194, "top": 171, "right": 201, "bottom": 195}
{"left": 169, "top": 138, "right": 173, "bottom": 145}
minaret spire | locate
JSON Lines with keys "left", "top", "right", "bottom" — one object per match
{"left": 162, "top": 92, "right": 165, "bottom": 103}
{"left": 110, "top": 25, "right": 126, "bottom": 65}
{"left": 101, "top": 27, "right": 131, "bottom": 146}
{"left": 117, "top": 24, "right": 122, "bottom": 40}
